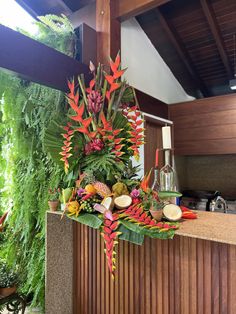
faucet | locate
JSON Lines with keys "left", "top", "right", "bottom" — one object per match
{"left": 210, "top": 196, "right": 228, "bottom": 213}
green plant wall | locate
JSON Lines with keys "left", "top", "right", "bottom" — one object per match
{"left": 0, "top": 15, "right": 75, "bottom": 308}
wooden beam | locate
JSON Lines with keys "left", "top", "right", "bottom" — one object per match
{"left": 200, "top": 0, "right": 233, "bottom": 79}
{"left": 96, "top": 0, "right": 121, "bottom": 66}
{"left": 16, "top": 0, "right": 72, "bottom": 16}
{"left": 0, "top": 25, "right": 92, "bottom": 92}
{"left": 116, "top": 0, "right": 171, "bottom": 21}
{"left": 155, "top": 8, "right": 209, "bottom": 97}
{"left": 135, "top": 89, "right": 168, "bottom": 119}
{"left": 96, "top": 0, "right": 168, "bottom": 117}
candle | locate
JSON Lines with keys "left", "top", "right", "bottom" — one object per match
{"left": 155, "top": 148, "right": 159, "bottom": 167}
{"left": 162, "top": 126, "right": 172, "bottom": 149}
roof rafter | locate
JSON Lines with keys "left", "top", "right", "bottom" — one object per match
{"left": 155, "top": 8, "right": 209, "bottom": 97}
{"left": 16, "top": 0, "right": 72, "bottom": 17}
{"left": 116, "top": 0, "right": 171, "bottom": 21}
{"left": 200, "top": 0, "right": 233, "bottom": 79}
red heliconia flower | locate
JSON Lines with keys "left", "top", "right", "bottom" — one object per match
{"left": 60, "top": 123, "right": 74, "bottom": 173}
{"left": 66, "top": 80, "right": 95, "bottom": 139}
{"left": 105, "top": 53, "right": 126, "bottom": 101}
{"left": 87, "top": 90, "right": 103, "bottom": 114}
{"left": 122, "top": 105, "right": 145, "bottom": 161}
{"left": 101, "top": 213, "right": 121, "bottom": 279}
{"left": 140, "top": 170, "right": 152, "bottom": 192}
{"left": 119, "top": 204, "right": 178, "bottom": 232}
{"left": 84, "top": 138, "right": 104, "bottom": 155}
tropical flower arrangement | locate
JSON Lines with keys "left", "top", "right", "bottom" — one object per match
{"left": 44, "top": 54, "right": 186, "bottom": 278}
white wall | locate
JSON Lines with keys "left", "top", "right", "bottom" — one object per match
{"left": 69, "top": 3, "right": 96, "bottom": 30}
{"left": 121, "top": 18, "right": 195, "bottom": 104}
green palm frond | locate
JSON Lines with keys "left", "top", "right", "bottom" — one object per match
{"left": 82, "top": 152, "right": 125, "bottom": 183}
{"left": 37, "top": 14, "right": 74, "bottom": 34}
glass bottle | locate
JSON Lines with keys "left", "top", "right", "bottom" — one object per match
{"left": 160, "top": 150, "right": 175, "bottom": 191}
{"left": 151, "top": 167, "right": 160, "bottom": 192}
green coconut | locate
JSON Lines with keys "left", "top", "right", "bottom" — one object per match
{"left": 114, "top": 195, "right": 132, "bottom": 209}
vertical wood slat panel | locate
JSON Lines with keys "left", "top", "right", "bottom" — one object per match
{"left": 228, "top": 245, "right": 236, "bottom": 314}
{"left": 197, "top": 239, "right": 204, "bottom": 314}
{"left": 219, "top": 244, "right": 228, "bottom": 314}
{"left": 204, "top": 240, "right": 212, "bottom": 314}
{"left": 74, "top": 225, "right": 236, "bottom": 314}
{"left": 180, "top": 237, "right": 189, "bottom": 314}
{"left": 189, "top": 238, "right": 197, "bottom": 314}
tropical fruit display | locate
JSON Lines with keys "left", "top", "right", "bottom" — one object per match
{"left": 45, "top": 53, "right": 197, "bottom": 279}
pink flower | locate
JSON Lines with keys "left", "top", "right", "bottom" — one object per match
{"left": 87, "top": 90, "right": 103, "bottom": 114}
{"left": 77, "top": 188, "right": 85, "bottom": 197}
{"left": 85, "top": 139, "right": 104, "bottom": 155}
{"left": 130, "top": 189, "right": 140, "bottom": 198}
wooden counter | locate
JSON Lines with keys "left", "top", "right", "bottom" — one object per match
{"left": 46, "top": 211, "right": 236, "bottom": 314}
{"left": 176, "top": 210, "right": 236, "bottom": 245}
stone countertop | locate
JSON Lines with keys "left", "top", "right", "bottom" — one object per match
{"left": 48, "top": 210, "right": 236, "bottom": 245}
{"left": 176, "top": 210, "right": 236, "bottom": 245}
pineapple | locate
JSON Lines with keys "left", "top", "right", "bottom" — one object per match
{"left": 93, "top": 181, "right": 111, "bottom": 198}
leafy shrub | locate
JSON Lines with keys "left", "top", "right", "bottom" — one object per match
{"left": 0, "top": 15, "right": 76, "bottom": 308}
{"left": 0, "top": 259, "right": 18, "bottom": 288}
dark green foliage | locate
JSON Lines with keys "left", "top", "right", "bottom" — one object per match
{"left": 0, "top": 15, "right": 75, "bottom": 309}
{"left": 0, "top": 259, "right": 18, "bottom": 288}
{"left": 0, "top": 73, "right": 65, "bottom": 308}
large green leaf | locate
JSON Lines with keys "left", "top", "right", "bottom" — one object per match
{"left": 121, "top": 86, "right": 135, "bottom": 103}
{"left": 158, "top": 191, "right": 182, "bottom": 199}
{"left": 68, "top": 213, "right": 103, "bottom": 229}
{"left": 113, "top": 111, "right": 129, "bottom": 130}
{"left": 43, "top": 115, "right": 67, "bottom": 164}
{"left": 118, "top": 224, "right": 144, "bottom": 245}
{"left": 120, "top": 219, "right": 175, "bottom": 240}
{"left": 43, "top": 115, "right": 84, "bottom": 166}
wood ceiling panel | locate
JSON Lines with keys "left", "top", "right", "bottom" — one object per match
{"left": 16, "top": 0, "right": 72, "bottom": 16}
{"left": 63, "top": 0, "right": 95, "bottom": 11}
{"left": 211, "top": 0, "right": 236, "bottom": 13}
{"left": 137, "top": 11, "right": 201, "bottom": 97}
{"left": 137, "top": 0, "right": 235, "bottom": 96}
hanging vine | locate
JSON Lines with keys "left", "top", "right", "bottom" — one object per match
{"left": 0, "top": 15, "right": 76, "bottom": 309}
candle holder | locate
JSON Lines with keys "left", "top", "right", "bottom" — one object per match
{"left": 151, "top": 148, "right": 160, "bottom": 192}
{"left": 160, "top": 149, "right": 175, "bottom": 191}
{"left": 151, "top": 167, "right": 160, "bottom": 192}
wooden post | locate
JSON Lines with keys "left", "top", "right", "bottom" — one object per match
{"left": 96, "top": 0, "right": 121, "bottom": 66}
